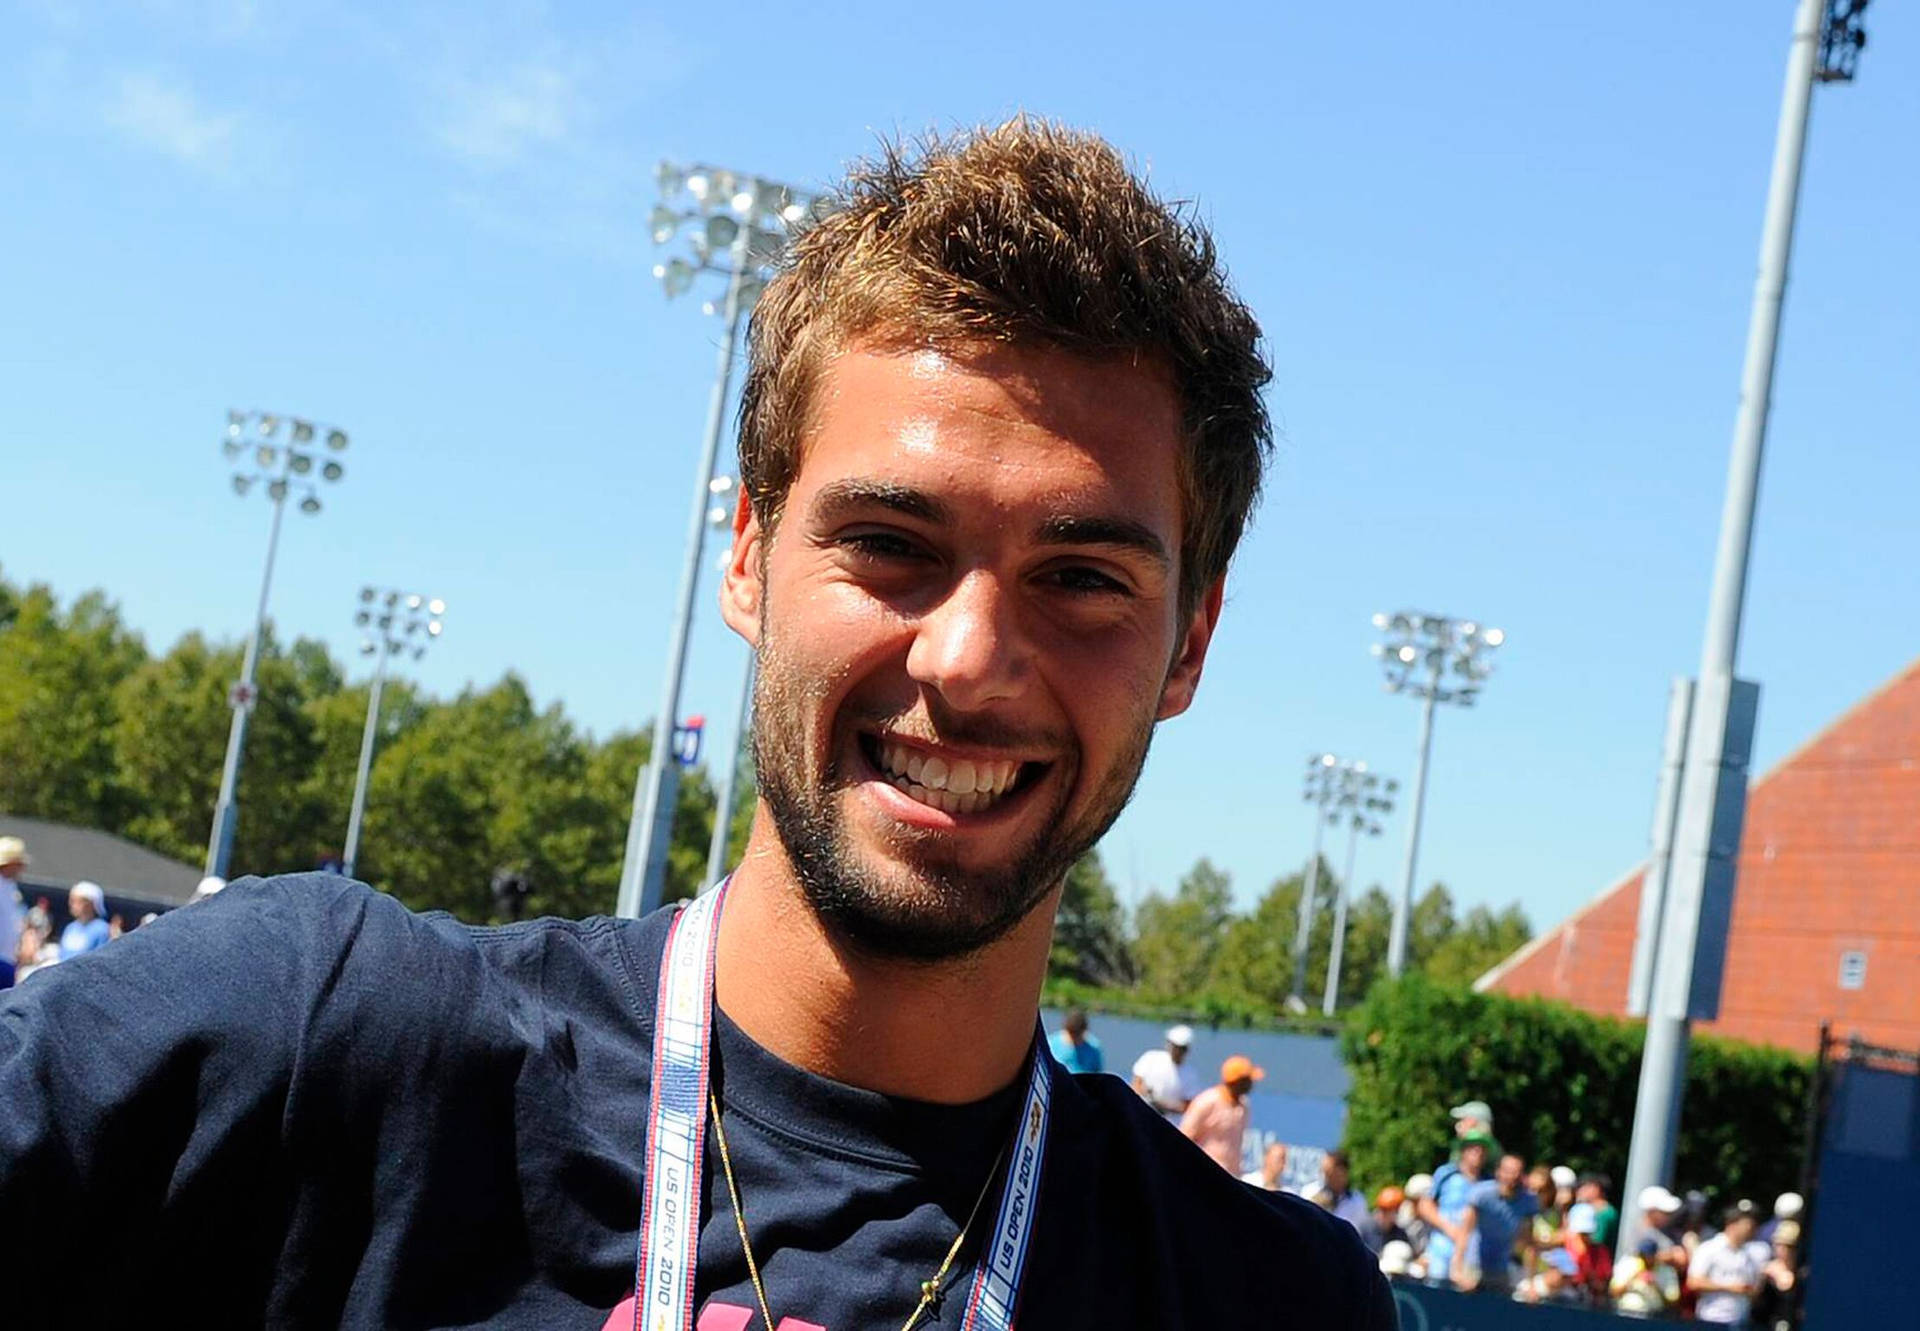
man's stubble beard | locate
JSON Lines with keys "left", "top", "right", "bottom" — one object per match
{"left": 749, "top": 607, "right": 1158, "bottom": 963}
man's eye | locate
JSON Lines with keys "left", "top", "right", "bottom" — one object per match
{"left": 838, "top": 532, "right": 922, "bottom": 560}
{"left": 1045, "top": 566, "right": 1129, "bottom": 596}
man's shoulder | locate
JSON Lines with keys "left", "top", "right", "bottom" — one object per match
{"left": 1049, "top": 1076, "right": 1392, "bottom": 1323}
{"left": 1130, "top": 1046, "right": 1167, "bottom": 1072}
{"left": 183, "top": 874, "right": 671, "bottom": 1018}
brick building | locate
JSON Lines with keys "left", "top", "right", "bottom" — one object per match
{"left": 1475, "top": 655, "right": 1920, "bottom": 1055}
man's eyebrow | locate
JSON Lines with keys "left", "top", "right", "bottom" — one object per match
{"left": 808, "top": 479, "right": 950, "bottom": 525}
{"left": 1034, "top": 514, "right": 1172, "bottom": 568}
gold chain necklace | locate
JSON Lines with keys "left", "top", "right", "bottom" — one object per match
{"left": 708, "top": 1091, "right": 1010, "bottom": 1331}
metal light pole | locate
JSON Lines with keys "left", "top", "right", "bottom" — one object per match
{"left": 1325, "top": 768, "right": 1395, "bottom": 1016}
{"left": 617, "top": 162, "right": 818, "bottom": 920}
{"left": 1372, "top": 611, "right": 1504, "bottom": 976}
{"left": 1620, "top": 0, "right": 1868, "bottom": 1242}
{"left": 205, "top": 410, "right": 349, "bottom": 878}
{"left": 702, "top": 473, "right": 754, "bottom": 892}
{"left": 1288, "top": 755, "right": 1340, "bottom": 1012}
{"left": 342, "top": 587, "right": 446, "bottom": 880}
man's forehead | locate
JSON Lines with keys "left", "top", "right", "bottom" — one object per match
{"left": 794, "top": 343, "right": 1186, "bottom": 520}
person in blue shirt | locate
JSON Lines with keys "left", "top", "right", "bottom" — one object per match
{"left": 1454, "top": 1152, "right": 1540, "bottom": 1294}
{"left": 58, "top": 882, "right": 111, "bottom": 959}
{"left": 1048, "top": 1008, "right": 1104, "bottom": 1074}
{"left": 1419, "top": 1131, "right": 1491, "bottom": 1283}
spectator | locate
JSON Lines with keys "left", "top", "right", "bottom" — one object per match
{"left": 1240, "top": 1141, "right": 1288, "bottom": 1191}
{"left": 1565, "top": 1177, "right": 1617, "bottom": 1301}
{"left": 1301, "top": 1148, "right": 1369, "bottom": 1231}
{"left": 1516, "top": 1249, "right": 1582, "bottom": 1306}
{"left": 1678, "top": 1189, "right": 1714, "bottom": 1253}
{"left": 1047, "top": 1008, "right": 1103, "bottom": 1074}
{"left": 1750, "top": 1219, "right": 1801, "bottom": 1331}
{"left": 0, "top": 836, "right": 25, "bottom": 989}
{"left": 1613, "top": 1186, "right": 1686, "bottom": 1316}
{"left": 1359, "top": 1186, "right": 1410, "bottom": 1257}
{"left": 1689, "top": 1200, "right": 1764, "bottom": 1325}
{"left": 1453, "top": 1152, "right": 1538, "bottom": 1295}
{"left": 1419, "top": 1131, "right": 1491, "bottom": 1284}
{"left": 1523, "top": 1165, "right": 1567, "bottom": 1288}
{"left": 59, "top": 882, "right": 111, "bottom": 959}
{"left": 1449, "top": 1098, "right": 1495, "bottom": 1144}
{"left": 1179, "top": 1054, "right": 1262, "bottom": 1173}
{"left": 1550, "top": 1164, "right": 1577, "bottom": 1213}
{"left": 1757, "top": 1191, "right": 1802, "bottom": 1246}
{"left": 1400, "top": 1173, "right": 1435, "bottom": 1263}
{"left": 1131, "top": 1024, "right": 1201, "bottom": 1120}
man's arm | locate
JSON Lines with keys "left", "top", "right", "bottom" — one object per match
{"left": 1416, "top": 1194, "right": 1448, "bottom": 1235}
{"left": 1178, "top": 1089, "right": 1212, "bottom": 1141}
{"left": 0, "top": 877, "right": 381, "bottom": 1297}
{"left": 1450, "top": 1203, "right": 1480, "bottom": 1288}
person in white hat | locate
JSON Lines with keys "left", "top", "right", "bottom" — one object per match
{"left": 1617, "top": 1183, "right": 1687, "bottom": 1305}
{"left": 1130, "top": 1023, "right": 1203, "bottom": 1121}
{"left": 59, "top": 882, "right": 111, "bottom": 959}
{"left": 0, "top": 836, "right": 26, "bottom": 988}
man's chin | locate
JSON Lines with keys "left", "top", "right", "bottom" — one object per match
{"left": 804, "top": 860, "right": 1052, "bottom": 964}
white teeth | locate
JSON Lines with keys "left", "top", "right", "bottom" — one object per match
{"left": 870, "top": 739, "right": 1031, "bottom": 815}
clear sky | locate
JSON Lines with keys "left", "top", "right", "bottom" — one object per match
{"left": 4, "top": 1, "right": 1916, "bottom": 934}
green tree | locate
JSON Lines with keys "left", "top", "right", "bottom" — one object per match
{"left": 113, "top": 627, "right": 330, "bottom": 874}
{"left": 1422, "top": 903, "right": 1533, "bottom": 986}
{"left": 0, "top": 583, "right": 146, "bottom": 829}
{"left": 113, "top": 631, "right": 233, "bottom": 861}
{"left": 1050, "top": 848, "right": 1133, "bottom": 986}
{"left": 1131, "top": 857, "right": 1233, "bottom": 997}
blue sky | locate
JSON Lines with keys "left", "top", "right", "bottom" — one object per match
{"left": 4, "top": 1, "right": 1916, "bottom": 934}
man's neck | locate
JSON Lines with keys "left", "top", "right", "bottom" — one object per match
{"left": 712, "top": 825, "right": 1060, "bottom": 1105}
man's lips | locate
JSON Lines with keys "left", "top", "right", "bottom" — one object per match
{"left": 855, "top": 732, "right": 1049, "bottom": 819}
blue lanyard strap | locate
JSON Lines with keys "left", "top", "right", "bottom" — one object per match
{"left": 632, "top": 881, "right": 1053, "bottom": 1331}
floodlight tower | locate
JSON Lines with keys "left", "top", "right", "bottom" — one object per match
{"left": 1620, "top": 0, "right": 1870, "bottom": 1254}
{"left": 206, "top": 410, "right": 349, "bottom": 878}
{"left": 342, "top": 587, "right": 446, "bottom": 880}
{"left": 1287, "top": 754, "right": 1342, "bottom": 1012}
{"left": 617, "top": 162, "right": 819, "bottom": 920}
{"left": 1324, "top": 765, "right": 1396, "bottom": 1016}
{"left": 1289, "top": 755, "right": 1398, "bottom": 1012}
{"left": 1371, "top": 611, "right": 1505, "bottom": 977}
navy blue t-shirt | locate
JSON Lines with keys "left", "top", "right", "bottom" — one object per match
{"left": 0, "top": 874, "right": 1392, "bottom": 1329}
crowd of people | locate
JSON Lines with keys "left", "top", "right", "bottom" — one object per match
{"left": 1272, "top": 1097, "right": 1805, "bottom": 1326}
{"left": 0, "top": 836, "right": 222, "bottom": 988}
{"left": 1053, "top": 1014, "right": 1807, "bottom": 1326}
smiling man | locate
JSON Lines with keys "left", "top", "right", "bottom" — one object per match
{"left": 0, "top": 121, "right": 1390, "bottom": 1328}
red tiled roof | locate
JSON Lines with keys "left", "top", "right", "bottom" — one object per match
{"left": 1477, "top": 656, "right": 1920, "bottom": 1054}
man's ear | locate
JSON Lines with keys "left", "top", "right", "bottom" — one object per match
{"left": 718, "top": 491, "right": 765, "bottom": 646}
{"left": 1156, "top": 577, "right": 1225, "bottom": 721}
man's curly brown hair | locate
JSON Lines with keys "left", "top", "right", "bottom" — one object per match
{"left": 737, "top": 118, "right": 1272, "bottom": 614}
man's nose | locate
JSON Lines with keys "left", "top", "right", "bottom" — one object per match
{"left": 904, "top": 569, "right": 1031, "bottom": 712}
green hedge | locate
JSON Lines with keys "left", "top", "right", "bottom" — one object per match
{"left": 1339, "top": 975, "right": 1811, "bottom": 1204}
{"left": 1040, "top": 976, "right": 1340, "bottom": 1035}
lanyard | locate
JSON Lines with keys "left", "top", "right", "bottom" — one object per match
{"left": 631, "top": 882, "right": 1053, "bottom": 1331}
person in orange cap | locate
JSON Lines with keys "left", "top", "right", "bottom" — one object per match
{"left": 1180, "top": 1053, "right": 1264, "bottom": 1172}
